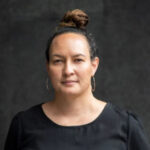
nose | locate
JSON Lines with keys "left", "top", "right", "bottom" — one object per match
{"left": 63, "top": 61, "right": 74, "bottom": 76}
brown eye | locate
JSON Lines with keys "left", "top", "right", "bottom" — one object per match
{"left": 53, "top": 59, "right": 63, "bottom": 64}
{"left": 74, "top": 59, "right": 84, "bottom": 63}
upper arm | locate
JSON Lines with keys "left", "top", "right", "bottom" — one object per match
{"left": 127, "top": 111, "right": 150, "bottom": 150}
{"left": 4, "top": 112, "right": 23, "bottom": 150}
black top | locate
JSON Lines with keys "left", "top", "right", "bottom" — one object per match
{"left": 4, "top": 102, "right": 150, "bottom": 150}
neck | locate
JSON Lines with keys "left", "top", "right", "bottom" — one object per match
{"left": 51, "top": 88, "right": 98, "bottom": 117}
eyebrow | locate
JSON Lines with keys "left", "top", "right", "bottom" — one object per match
{"left": 51, "top": 54, "right": 86, "bottom": 58}
{"left": 51, "top": 54, "right": 64, "bottom": 58}
{"left": 73, "top": 54, "right": 86, "bottom": 57}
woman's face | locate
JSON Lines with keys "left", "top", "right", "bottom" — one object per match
{"left": 46, "top": 32, "right": 99, "bottom": 96}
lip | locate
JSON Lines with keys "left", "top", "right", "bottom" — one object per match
{"left": 61, "top": 80, "right": 78, "bottom": 85}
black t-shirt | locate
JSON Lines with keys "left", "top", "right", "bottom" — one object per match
{"left": 4, "top": 102, "right": 150, "bottom": 150}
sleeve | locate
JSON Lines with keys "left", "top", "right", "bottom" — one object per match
{"left": 127, "top": 111, "right": 150, "bottom": 150}
{"left": 4, "top": 112, "right": 23, "bottom": 150}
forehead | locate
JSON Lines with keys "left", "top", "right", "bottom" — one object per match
{"left": 50, "top": 32, "right": 90, "bottom": 56}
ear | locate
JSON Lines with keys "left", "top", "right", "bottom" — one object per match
{"left": 91, "top": 57, "right": 100, "bottom": 76}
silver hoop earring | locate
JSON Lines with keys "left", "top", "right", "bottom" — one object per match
{"left": 91, "top": 76, "right": 96, "bottom": 92}
{"left": 46, "top": 78, "right": 49, "bottom": 91}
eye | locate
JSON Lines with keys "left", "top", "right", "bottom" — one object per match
{"left": 53, "top": 59, "right": 63, "bottom": 64}
{"left": 74, "top": 58, "right": 84, "bottom": 63}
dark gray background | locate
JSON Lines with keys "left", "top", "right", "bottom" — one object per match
{"left": 0, "top": 0, "right": 150, "bottom": 149}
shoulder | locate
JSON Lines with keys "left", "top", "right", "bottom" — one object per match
{"left": 11, "top": 103, "right": 43, "bottom": 128}
{"left": 106, "top": 102, "right": 128, "bottom": 121}
{"left": 106, "top": 102, "right": 143, "bottom": 127}
{"left": 15, "top": 103, "right": 42, "bottom": 118}
{"left": 105, "top": 103, "right": 148, "bottom": 137}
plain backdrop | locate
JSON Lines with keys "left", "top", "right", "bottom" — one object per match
{"left": 0, "top": 0, "right": 150, "bottom": 149}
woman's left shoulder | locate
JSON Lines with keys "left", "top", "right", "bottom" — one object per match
{"left": 107, "top": 102, "right": 141, "bottom": 124}
{"left": 105, "top": 102, "right": 150, "bottom": 148}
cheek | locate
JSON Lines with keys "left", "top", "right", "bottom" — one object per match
{"left": 48, "top": 67, "right": 61, "bottom": 81}
{"left": 77, "top": 63, "right": 93, "bottom": 79}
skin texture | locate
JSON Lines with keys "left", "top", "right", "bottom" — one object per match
{"left": 43, "top": 32, "right": 107, "bottom": 126}
{"left": 47, "top": 33, "right": 99, "bottom": 96}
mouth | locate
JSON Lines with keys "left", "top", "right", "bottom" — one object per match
{"left": 61, "top": 80, "right": 78, "bottom": 85}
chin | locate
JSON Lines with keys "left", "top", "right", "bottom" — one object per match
{"left": 57, "top": 87, "right": 82, "bottom": 96}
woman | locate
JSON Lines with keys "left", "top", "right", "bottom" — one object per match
{"left": 4, "top": 9, "right": 150, "bottom": 150}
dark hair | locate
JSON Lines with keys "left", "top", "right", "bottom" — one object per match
{"left": 45, "top": 9, "right": 98, "bottom": 62}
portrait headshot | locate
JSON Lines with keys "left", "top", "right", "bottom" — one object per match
{"left": 0, "top": 1, "right": 150, "bottom": 150}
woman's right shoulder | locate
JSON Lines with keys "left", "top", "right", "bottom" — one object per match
{"left": 11, "top": 103, "right": 43, "bottom": 125}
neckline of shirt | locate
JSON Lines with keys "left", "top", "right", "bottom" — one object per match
{"left": 39, "top": 102, "right": 111, "bottom": 128}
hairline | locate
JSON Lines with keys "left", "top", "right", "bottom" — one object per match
{"left": 46, "top": 28, "right": 97, "bottom": 62}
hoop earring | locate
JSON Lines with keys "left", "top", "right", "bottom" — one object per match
{"left": 91, "top": 76, "right": 96, "bottom": 92}
{"left": 46, "top": 78, "right": 50, "bottom": 91}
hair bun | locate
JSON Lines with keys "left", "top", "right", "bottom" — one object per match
{"left": 59, "top": 9, "right": 89, "bottom": 30}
